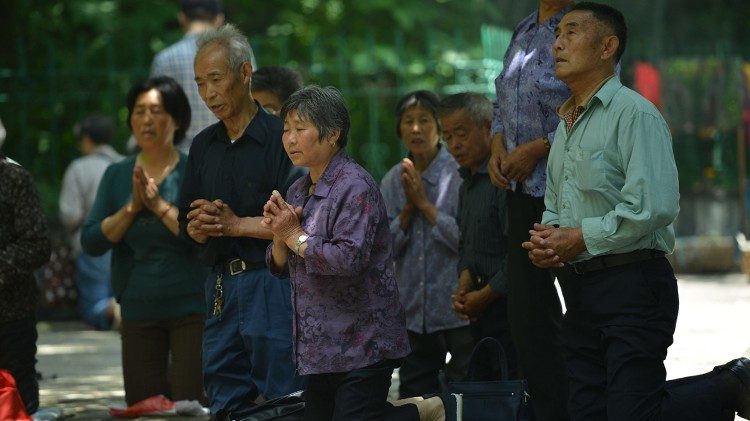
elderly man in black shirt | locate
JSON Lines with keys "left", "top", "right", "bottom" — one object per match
{"left": 178, "top": 24, "right": 305, "bottom": 419}
{"left": 441, "top": 92, "right": 518, "bottom": 379}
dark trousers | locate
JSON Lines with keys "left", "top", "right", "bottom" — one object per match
{"left": 304, "top": 359, "right": 418, "bottom": 421}
{"left": 120, "top": 313, "right": 206, "bottom": 406}
{"left": 202, "top": 268, "right": 306, "bottom": 416}
{"left": 470, "top": 296, "right": 518, "bottom": 380}
{"left": 398, "top": 326, "right": 474, "bottom": 398}
{"left": 507, "top": 191, "right": 569, "bottom": 420}
{"left": 556, "top": 257, "right": 728, "bottom": 421}
{"left": 0, "top": 318, "right": 38, "bottom": 415}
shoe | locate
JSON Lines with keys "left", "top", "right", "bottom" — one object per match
{"left": 715, "top": 357, "right": 750, "bottom": 419}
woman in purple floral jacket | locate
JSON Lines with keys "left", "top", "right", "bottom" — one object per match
{"left": 263, "top": 86, "right": 443, "bottom": 421}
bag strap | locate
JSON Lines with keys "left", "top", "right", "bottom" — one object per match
{"left": 466, "top": 337, "right": 509, "bottom": 381}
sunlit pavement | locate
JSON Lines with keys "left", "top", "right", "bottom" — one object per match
{"left": 35, "top": 273, "right": 750, "bottom": 419}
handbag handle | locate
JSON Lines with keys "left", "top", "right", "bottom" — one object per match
{"left": 466, "top": 337, "right": 509, "bottom": 381}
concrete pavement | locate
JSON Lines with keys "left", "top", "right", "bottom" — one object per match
{"left": 34, "top": 274, "right": 750, "bottom": 419}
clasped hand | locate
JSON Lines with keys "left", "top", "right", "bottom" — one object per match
{"left": 261, "top": 190, "right": 303, "bottom": 245}
{"left": 131, "top": 165, "right": 163, "bottom": 214}
{"left": 186, "top": 198, "right": 240, "bottom": 242}
{"left": 521, "top": 223, "right": 586, "bottom": 268}
{"left": 400, "top": 158, "right": 428, "bottom": 208}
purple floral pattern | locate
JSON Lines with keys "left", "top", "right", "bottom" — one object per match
{"left": 267, "top": 150, "right": 409, "bottom": 375}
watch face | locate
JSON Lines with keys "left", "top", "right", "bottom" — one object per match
{"left": 298, "top": 235, "right": 308, "bottom": 243}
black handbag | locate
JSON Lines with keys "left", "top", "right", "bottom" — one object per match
{"left": 235, "top": 390, "right": 305, "bottom": 421}
{"left": 439, "top": 337, "right": 534, "bottom": 421}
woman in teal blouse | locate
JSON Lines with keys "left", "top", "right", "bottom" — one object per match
{"left": 82, "top": 76, "right": 206, "bottom": 406}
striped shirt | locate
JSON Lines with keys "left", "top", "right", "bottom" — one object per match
{"left": 457, "top": 159, "right": 509, "bottom": 294}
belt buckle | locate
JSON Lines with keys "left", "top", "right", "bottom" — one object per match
{"left": 228, "top": 259, "right": 246, "bottom": 276}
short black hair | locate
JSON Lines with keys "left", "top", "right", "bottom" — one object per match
{"left": 74, "top": 114, "right": 114, "bottom": 145}
{"left": 181, "top": 0, "right": 223, "bottom": 22}
{"left": 126, "top": 76, "right": 191, "bottom": 145}
{"left": 571, "top": 2, "right": 627, "bottom": 62}
{"left": 394, "top": 90, "right": 441, "bottom": 138}
{"left": 280, "top": 85, "right": 350, "bottom": 148}
{"left": 251, "top": 67, "right": 304, "bottom": 104}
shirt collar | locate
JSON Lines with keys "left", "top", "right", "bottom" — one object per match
{"left": 458, "top": 156, "right": 490, "bottom": 180}
{"left": 557, "top": 75, "right": 619, "bottom": 118}
{"left": 591, "top": 75, "right": 622, "bottom": 108}
{"left": 306, "top": 148, "right": 349, "bottom": 199}
{"left": 408, "top": 144, "right": 451, "bottom": 186}
{"left": 217, "top": 101, "right": 272, "bottom": 145}
{"left": 92, "top": 144, "right": 118, "bottom": 157}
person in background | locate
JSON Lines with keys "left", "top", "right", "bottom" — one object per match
{"left": 59, "top": 114, "right": 123, "bottom": 330}
{"left": 263, "top": 85, "right": 443, "bottom": 421}
{"left": 0, "top": 150, "right": 51, "bottom": 416}
{"left": 81, "top": 76, "right": 206, "bottom": 407}
{"left": 441, "top": 92, "right": 518, "bottom": 379}
{"left": 487, "top": 2, "right": 574, "bottom": 419}
{"left": 179, "top": 24, "right": 305, "bottom": 419}
{"left": 380, "top": 90, "right": 473, "bottom": 398}
{"left": 525, "top": 3, "right": 750, "bottom": 420}
{"left": 250, "top": 66, "right": 304, "bottom": 116}
{"left": 148, "top": 0, "right": 240, "bottom": 154}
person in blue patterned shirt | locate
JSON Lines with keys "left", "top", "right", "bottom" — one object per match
{"left": 488, "top": 2, "right": 573, "bottom": 419}
{"left": 380, "top": 90, "right": 474, "bottom": 398}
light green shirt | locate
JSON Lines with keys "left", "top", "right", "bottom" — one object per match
{"left": 542, "top": 77, "right": 679, "bottom": 262}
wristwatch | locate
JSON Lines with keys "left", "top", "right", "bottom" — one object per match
{"left": 294, "top": 234, "right": 309, "bottom": 256}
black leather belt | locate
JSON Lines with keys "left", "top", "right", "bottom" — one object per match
{"left": 568, "top": 249, "right": 665, "bottom": 275}
{"left": 219, "top": 258, "right": 251, "bottom": 276}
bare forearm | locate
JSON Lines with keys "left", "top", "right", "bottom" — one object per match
{"left": 491, "top": 133, "right": 507, "bottom": 157}
{"left": 527, "top": 137, "right": 549, "bottom": 160}
{"left": 416, "top": 202, "right": 438, "bottom": 226}
{"left": 101, "top": 203, "right": 138, "bottom": 243}
{"left": 270, "top": 239, "right": 289, "bottom": 271}
{"left": 157, "top": 202, "right": 179, "bottom": 236}
{"left": 234, "top": 216, "right": 274, "bottom": 239}
{"left": 399, "top": 205, "right": 413, "bottom": 231}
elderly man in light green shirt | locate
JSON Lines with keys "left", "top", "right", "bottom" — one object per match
{"left": 523, "top": 3, "right": 750, "bottom": 421}
{"left": 541, "top": 72, "right": 679, "bottom": 262}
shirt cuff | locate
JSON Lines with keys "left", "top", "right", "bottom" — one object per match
{"left": 581, "top": 216, "right": 607, "bottom": 256}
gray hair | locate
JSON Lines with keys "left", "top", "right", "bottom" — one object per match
{"left": 196, "top": 23, "right": 257, "bottom": 74}
{"left": 280, "top": 85, "right": 351, "bottom": 148}
{"left": 438, "top": 92, "right": 492, "bottom": 128}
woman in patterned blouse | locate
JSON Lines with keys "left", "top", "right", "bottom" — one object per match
{"left": 380, "top": 90, "right": 474, "bottom": 398}
{"left": 263, "top": 85, "right": 443, "bottom": 420}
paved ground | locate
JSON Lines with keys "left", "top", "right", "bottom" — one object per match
{"left": 34, "top": 273, "right": 750, "bottom": 419}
